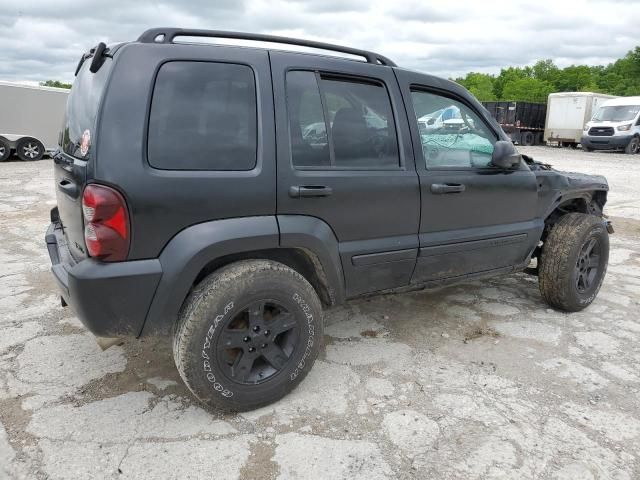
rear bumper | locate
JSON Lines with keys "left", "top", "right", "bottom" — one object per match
{"left": 581, "top": 135, "right": 633, "bottom": 150}
{"left": 46, "top": 222, "right": 163, "bottom": 337}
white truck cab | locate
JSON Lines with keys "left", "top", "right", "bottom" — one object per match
{"left": 581, "top": 96, "right": 640, "bottom": 154}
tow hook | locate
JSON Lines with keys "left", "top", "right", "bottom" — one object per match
{"left": 605, "top": 220, "right": 614, "bottom": 234}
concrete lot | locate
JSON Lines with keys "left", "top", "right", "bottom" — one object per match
{"left": 1, "top": 146, "right": 639, "bottom": 479}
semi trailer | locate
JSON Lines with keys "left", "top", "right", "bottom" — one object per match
{"left": 544, "top": 92, "right": 615, "bottom": 147}
{"left": 0, "top": 81, "right": 69, "bottom": 161}
{"left": 482, "top": 101, "right": 547, "bottom": 145}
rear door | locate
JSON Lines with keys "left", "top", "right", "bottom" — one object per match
{"left": 53, "top": 54, "right": 113, "bottom": 260}
{"left": 271, "top": 52, "right": 420, "bottom": 297}
{"left": 395, "top": 70, "right": 542, "bottom": 283}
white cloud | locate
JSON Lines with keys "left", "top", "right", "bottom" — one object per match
{"left": 0, "top": 0, "right": 638, "bottom": 82}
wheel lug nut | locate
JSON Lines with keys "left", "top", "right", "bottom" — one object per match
{"left": 248, "top": 347, "right": 255, "bottom": 353}
{"left": 261, "top": 343, "right": 267, "bottom": 349}
{"left": 253, "top": 326, "right": 260, "bottom": 333}
{"left": 243, "top": 336, "right": 250, "bottom": 342}
{"left": 264, "top": 330, "right": 270, "bottom": 336}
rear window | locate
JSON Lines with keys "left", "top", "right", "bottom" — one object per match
{"left": 62, "top": 57, "right": 111, "bottom": 159}
{"left": 148, "top": 61, "right": 257, "bottom": 171}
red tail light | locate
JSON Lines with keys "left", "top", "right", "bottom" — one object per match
{"left": 82, "top": 184, "right": 130, "bottom": 261}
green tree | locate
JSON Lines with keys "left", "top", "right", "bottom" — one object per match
{"left": 492, "top": 66, "right": 530, "bottom": 99}
{"left": 501, "top": 77, "right": 554, "bottom": 103}
{"left": 455, "top": 72, "right": 496, "bottom": 101}
{"left": 40, "top": 80, "right": 71, "bottom": 89}
{"left": 532, "top": 59, "right": 560, "bottom": 85}
{"left": 454, "top": 45, "right": 640, "bottom": 102}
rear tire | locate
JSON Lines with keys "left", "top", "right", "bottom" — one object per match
{"left": 0, "top": 139, "right": 10, "bottom": 162}
{"left": 539, "top": 213, "right": 609, "bottom": 312}
{"left": 625, "top": 136, "right": 640, "bottom": 155}
{"left": 173, "top": 259, "right": 324, "bottom": 411}
{"left": 16, "top": 138, "right": 44, "bottom": 161}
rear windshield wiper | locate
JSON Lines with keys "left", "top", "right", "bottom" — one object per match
{"left": 74, "top": 42, "right": 109, "bottom": 76}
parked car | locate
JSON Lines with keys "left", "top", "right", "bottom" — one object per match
{"left": 544, "top": 92, "right": 615, "bottom": 148}
{"left": 581, "top": 96, "right": 640, "bottom": 154}
{"left": 46, "top": 28, "right": 612, "bottom": 411}
{"left": 0, "top": 81, "right": 69, "bottom": 161}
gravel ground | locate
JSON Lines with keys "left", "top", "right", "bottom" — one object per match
{"left": 1, "top": 147, "right": 639, "bottom": 479}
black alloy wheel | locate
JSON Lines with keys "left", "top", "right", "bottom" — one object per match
{"left": 575, "top": 237, "right": 601, "bottom": 294}
{"left": 216, "top": 300, "right": 298, "bottom": 385}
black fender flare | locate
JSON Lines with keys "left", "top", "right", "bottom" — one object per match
{"left": 139, "top": 215, "right": 346, "bottom": 336}
{"left": 277, "top": 214, "right": 346, "bottom": 306}
{"left": 140, "top": 216, "right": 279, "bottom": 336}
{"left": 543, "top": 190, "right": 605, "bottom": 219}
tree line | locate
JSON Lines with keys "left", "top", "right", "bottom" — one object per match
{"left": 40, "top": 80, "right": 72, "bottom": 89}
{"left": 454, "top": 46, "right": 640, "bottom": 103}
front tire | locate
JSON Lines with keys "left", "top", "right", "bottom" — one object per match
{"left": 625, "top": 136, "right": 640, "bottom": 155}
{"left": 173, "top": 259, "right": 324, "bottom": 411}
{"left": 539, "top": 213, "right": 609, "bottom": 312}
{"left": 16, "top": 138, "right": 44, "bottom": 161}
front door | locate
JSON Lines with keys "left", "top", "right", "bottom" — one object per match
{"left": 395, "top": 70, "right": 542, "bottom": 284}
{"left": 271, "top": 52, "right": 420, "bottom": 297}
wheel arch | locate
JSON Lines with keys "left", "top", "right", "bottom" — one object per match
{"left": 536, "top": 190, "right": 608, "bottom": 261}
{"left": 140, "top": 215, "right": 345, "bottom": 337}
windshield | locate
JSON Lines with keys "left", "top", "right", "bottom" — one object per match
{"left": 592, "top": 105, "right": 640, "bottom": 122}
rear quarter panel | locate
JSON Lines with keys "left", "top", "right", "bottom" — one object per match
{"left": 95, "top": 43, "right": 276, "bottom": 259}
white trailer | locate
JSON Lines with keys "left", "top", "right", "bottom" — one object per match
{"left": 544, "top": 92, "right": 615, "bottom": 147}
{"left": 0, "top": 81, "right": 69, "bottom": 161}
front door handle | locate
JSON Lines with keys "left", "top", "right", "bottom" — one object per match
{"left": 430, "top": 183, "right": 465, "bottom": 194}
{"left": 289, "top": 185, "right": 333, "bottom": 198}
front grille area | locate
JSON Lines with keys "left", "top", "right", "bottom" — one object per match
{"left": 588, "top": 127, "right": 614, "bottom": 136}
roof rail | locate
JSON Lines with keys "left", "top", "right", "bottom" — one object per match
{"left": 137, "top": 28, "right": 397, "bottom": 67}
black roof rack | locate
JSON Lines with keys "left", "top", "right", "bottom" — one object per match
{"left": 137, "top": 28, "right": 397, "bottom": 67}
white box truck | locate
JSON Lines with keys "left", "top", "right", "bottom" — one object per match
{"left": 544, "top": 92, "right": 615, "bottom": 147}
{"left": 0, "top": 81, "right": 69, "bottom": 161}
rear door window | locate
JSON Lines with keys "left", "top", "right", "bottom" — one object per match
{"left": 286, "top": 71, "right": 399, "bottom": 169}
{"left": 148, "top": 61, "right": 257, "bottom": 171}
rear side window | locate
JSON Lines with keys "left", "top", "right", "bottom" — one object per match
{"left": 287, "top": 71, "right": 399, "bottom": 169}
{"left": 148, "top": 62, "right": 257, "bottom": 171}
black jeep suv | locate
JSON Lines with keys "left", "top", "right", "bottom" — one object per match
{"left": 46, "top": 28, "right": 611, "bottom": 410}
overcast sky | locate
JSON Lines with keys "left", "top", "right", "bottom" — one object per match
{"left": 1, "top": 0, "right": 639, "bottom": 84}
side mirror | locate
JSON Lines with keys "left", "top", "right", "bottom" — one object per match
{"left": 491, "top": 140, "right": 521, "bottom": 169}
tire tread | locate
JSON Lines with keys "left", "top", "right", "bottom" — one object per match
{"left": 539, "top": 213, "right": 607, "bottom": 311}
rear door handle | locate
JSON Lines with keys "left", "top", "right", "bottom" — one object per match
{"left": 58, "top": 179, "right": 79, "bottom": 199}
{"left": 289, "top": 185, "right": 333, "bottom": 198}
{"left": 430, "top": 183, "right": 465, "bottom": 194}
